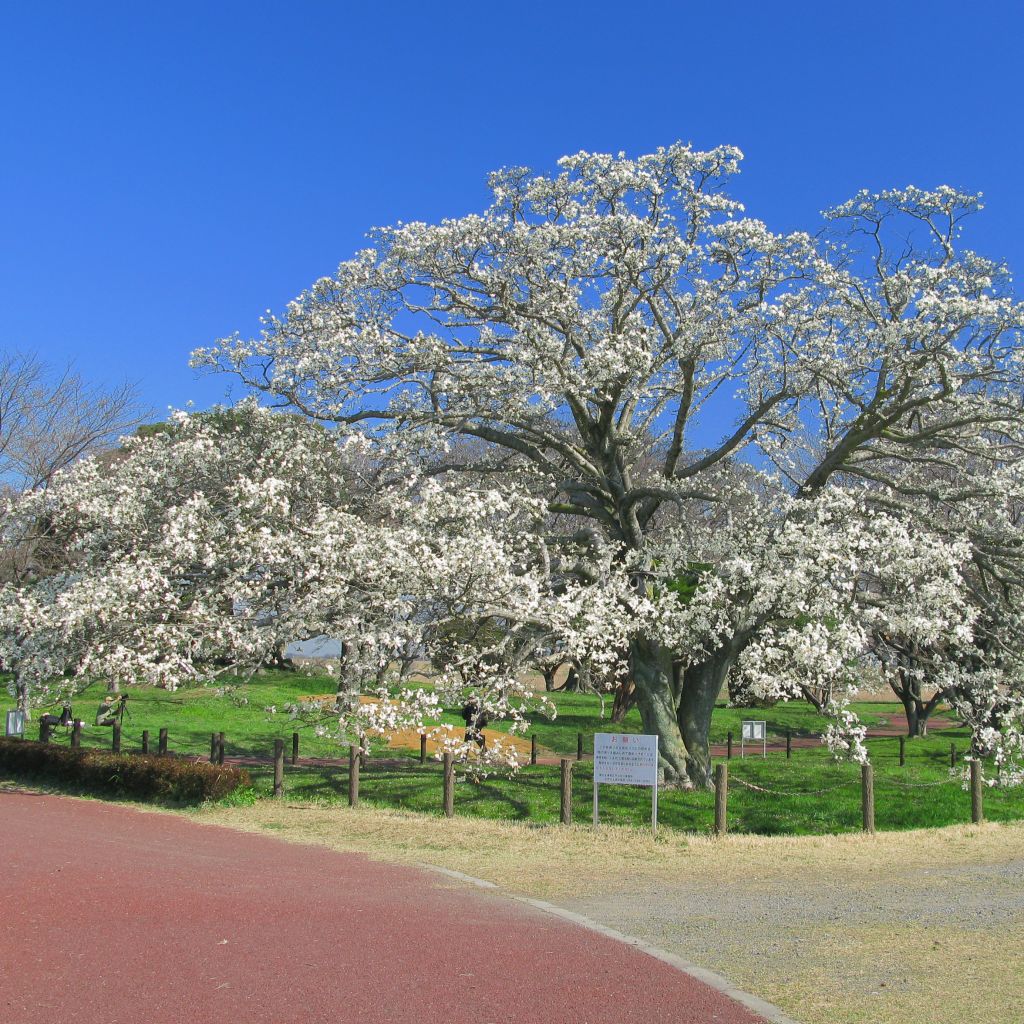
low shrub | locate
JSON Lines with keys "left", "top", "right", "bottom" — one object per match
{"left": 0, "top": 738, "right": 249, "bottom": 803}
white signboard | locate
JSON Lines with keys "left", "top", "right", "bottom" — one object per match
{"left": 5, "top": 710, "right": 25, "bottom": 737}
{"left": 593, "top": 733, "right": 659, "bottom": 785}
{"left": 741, "top": 720, "right": 767, "bottom": 757}
{"left": 592, "top": 733, "right": 659, "bottom": 835}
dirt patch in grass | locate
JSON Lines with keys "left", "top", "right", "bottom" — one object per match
{"left": 372, "top": 721, "right": 533, "bottom": 758}
{"left": 296, "top": 694, "right": 535, "bottom": 758}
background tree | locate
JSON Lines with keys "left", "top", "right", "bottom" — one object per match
{"left": 0, "top": 351, "right": 146, "bottom": 588}
{"left": 0, "top": 351, "right": 145, "bottom": 494}
{"left": 0, "top": 351, "right": 146, "bottom": 707}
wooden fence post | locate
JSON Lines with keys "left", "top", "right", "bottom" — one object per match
{"left": 861, "top": 764, "right": 875, "bottom": 833}
{"left": 443, "top": 752, "right": 454, "bottom": 818}
{"left": 950, "top": 743, "right": 957, "bottom": 769}
{"left": 560, "top": 758, "right": 573, "bottom": 825}
{"left": 348, "top": 744, "right": 360, "bottom": 807}
{"left": 292, "top": 732, "right": 299, "bottom": 767}
{"left": 530, "top": 734, "right": 537, "bottom": 766}
{"left": 141, "top": 729, "right": 150, "bottom": 755}
{"left": 971, "top": 759, "right": 983, "bottom": 824}
{"left": 71, "top": 721, "right": 82, "bottom": 748}
{"left": 210, "top": 732, "right": 218, "bottom": 763}
{"left": 419, "top": 733, "right": 427, "bottom": 764}
{"left": 39, "top": 719, "right": 51, "bottom": 743}
{"left": 217, "top": 732, "right": 225, "bottom": 766}
{"left": 576, "top": 733, "right": 583, "bottom": 761}
{"left": 112, "top": 722, "right": 122, "bottom": 754}
{"left": 898, "top": 736, "right": 905, "bottom": 767}
{"left": 158, "top": 727, "right": 168, "bottom": 756}
{"left": 786, "top": 729, "right": 792, "bottom": 759}
{"left": 273, "top": 739, "right": 284, "bottom": 797}
{"left": 726, "top": 731, "right": 733, "bottom": 760}
{"left": 714, "top": 763, "right": 728, "bottom": 835}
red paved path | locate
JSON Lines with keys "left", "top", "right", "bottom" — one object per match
{"left": 0, "top": 790, "right": 767, "bottom": 1024}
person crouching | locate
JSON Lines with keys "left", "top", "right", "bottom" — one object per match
{"left": 461, "top": 696, "right": 488, "bottom": 751}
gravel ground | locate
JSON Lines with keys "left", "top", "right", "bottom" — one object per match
{"left": 560, "top": 851, "right": 1024, "bottom": 1024}
{"left": 566, "top": 856, "right": 1024, "bottom": 930}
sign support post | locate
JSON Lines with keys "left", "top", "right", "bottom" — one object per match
{"left": 651, "top": 752, "right": 658, "bottom": 838}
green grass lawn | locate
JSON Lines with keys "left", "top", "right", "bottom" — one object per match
{"left": 6, "top": 670, "right": 1020, "bottom": 835}
{"left": 261, "top": 733, "right": 1014, "bottom": 837}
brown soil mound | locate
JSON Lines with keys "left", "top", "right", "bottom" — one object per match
{"left": 295, "top": 694, "right": 534, "bottom": 757}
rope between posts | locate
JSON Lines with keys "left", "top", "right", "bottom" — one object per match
{"left": 729, "top": 778, "right": 860, "bottom": 797}
{"left": 877, "top": 777, "right": 952, "bottom": 789}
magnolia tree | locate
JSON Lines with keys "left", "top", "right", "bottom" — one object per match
{"left": 1, "top": 406, "right": 355, "bottom": 708}
{"left": 189, "top": 143, "right": 1024, "bottom": 787}
{"left": 0, "top": 403, "right": 566, "bottom": 766}
{"left": 862, "top": 455, "right": 1024, "bottom": 778}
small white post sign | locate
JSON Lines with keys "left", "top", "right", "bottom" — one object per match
{"left": 593, "top": 732, "right": 660, "bottom": 836}
{"left": 741, "top": 720, "right": 767, "bottom": 758}
{"left": 5, "top": 710, "right": 25, "bottom": 737}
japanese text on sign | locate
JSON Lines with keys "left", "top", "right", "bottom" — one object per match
{"left": 593, "top": 733, "right": 659, "bottom": 787}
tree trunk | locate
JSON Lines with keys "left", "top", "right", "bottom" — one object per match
{"left": 561, "top": 662, "right": 586, "bottom": 693}
{"left": 901, "top": 694, "right": 921, "bottom": 738}
{"left": 629, "top": 636, "right": 691, "bottom": 787}
{"left": 334, "top": 641, "right": 360, "bottom": 712}
{"left": 541, "top": 665, "right": 559, "bottom": 692}
{"left": 678, "top": 647, "right": 736, "bottom": 789}
{"left": 610, "top": 677, "right": 636, "bottom": 723}
{"left": 14, "top": 676, "right": 30, "bottom": 719}
{"left": 798, "top": 683, "right": 827, "bottom": 714}
{"left": 335, "top": 675, "right": 361, "bottom": 711}
{"left": 888, "top": 666, "right": 938, "bottom": 738}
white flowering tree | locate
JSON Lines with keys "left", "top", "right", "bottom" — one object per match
{"left": 1, "top": 403, "right": 561, "bottom": 767}
{"left": 1, "top": 406, "right": 352, "bottom": 706}
{"left": 861, "top": 455, "right": 1024, "bottom": 778}
{"left": 190, "top": 144, "right": 1024, "bottom": 787}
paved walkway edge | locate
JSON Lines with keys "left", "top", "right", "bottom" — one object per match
{"left": 422, "top": 865, "right": 801, "bottom": 1024}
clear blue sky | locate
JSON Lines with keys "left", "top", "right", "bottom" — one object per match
{"left": 3, "top": 0, "right": 1022, "bottom": 418}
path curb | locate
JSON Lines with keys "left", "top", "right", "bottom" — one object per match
{"left": 422, "top": 864, "right": 801, "bottom": 1024}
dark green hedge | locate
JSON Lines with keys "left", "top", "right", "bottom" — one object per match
{"left": 0, "top": 738, "right": 249, "bottom": 803}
